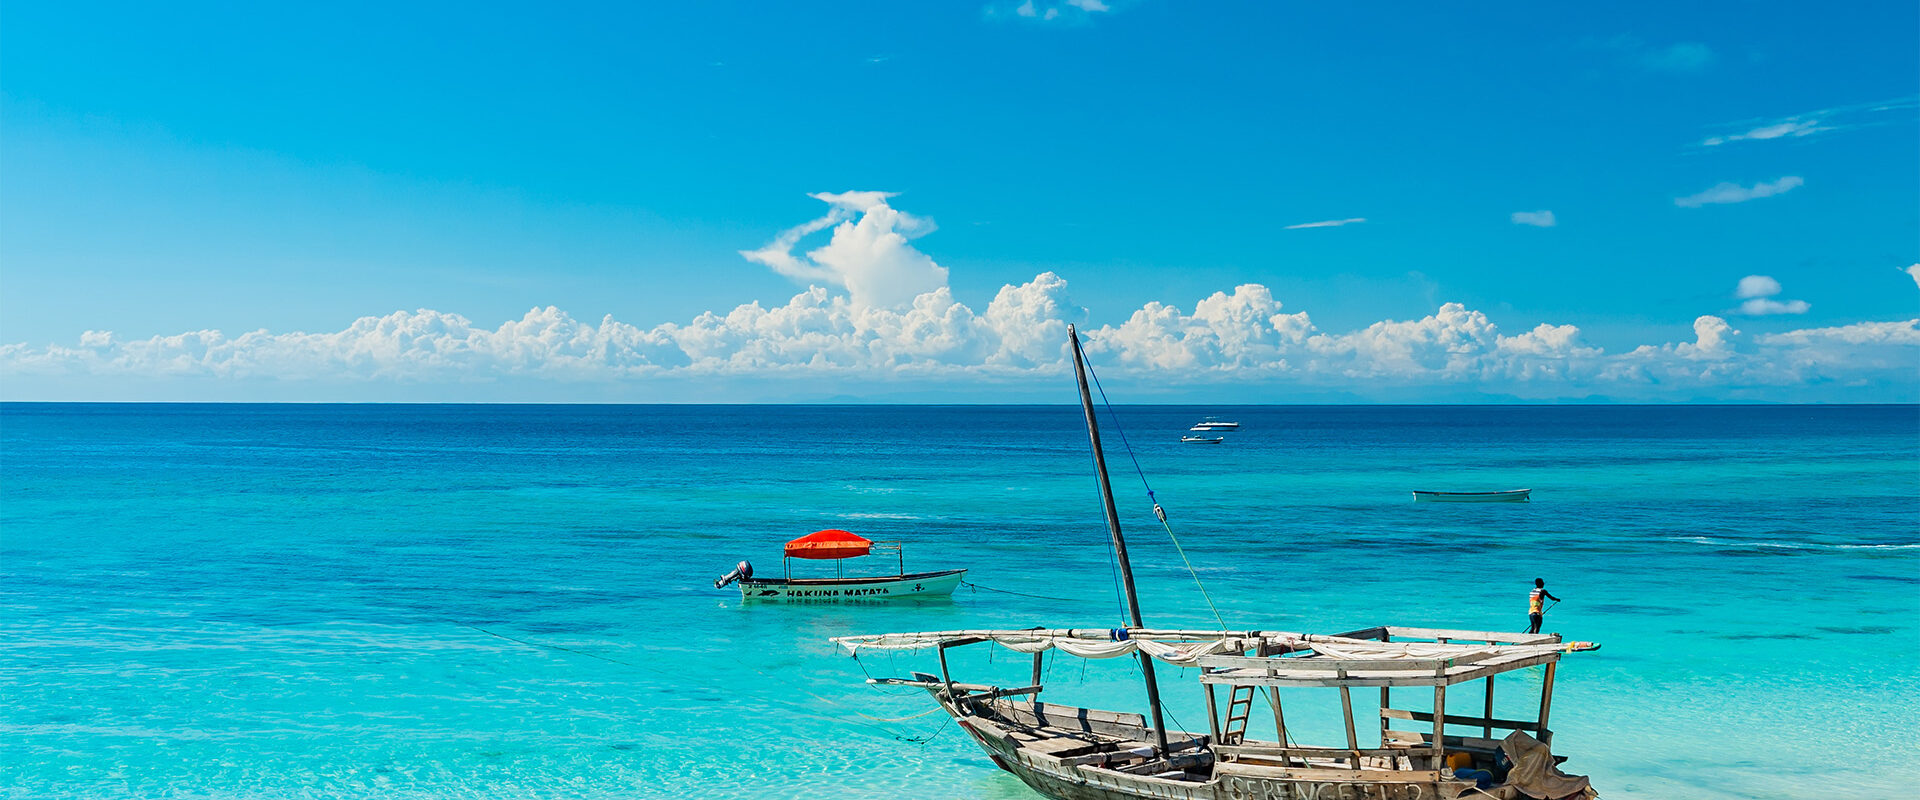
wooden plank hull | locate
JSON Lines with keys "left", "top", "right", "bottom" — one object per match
{"left": 737, "top": 568, "right": 965, "bottom": 601}
{"left": 935, "top": 694, "right": 1471, "bottom": 800}
{"left": 1412, "top": 489, "right": 1531, "bottom": 503}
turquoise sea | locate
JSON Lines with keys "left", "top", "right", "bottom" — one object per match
{"left": 2, "top": 403, "right": 1916, "bottom": 799}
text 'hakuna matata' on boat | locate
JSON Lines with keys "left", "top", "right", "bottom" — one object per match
{"left": 715, "top": 529, "right": 965, "bottom": 601}
{"left": 833, "top": 326, "right": 1602, "bottom": 800}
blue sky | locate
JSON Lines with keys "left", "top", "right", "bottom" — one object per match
{"left": 3, "top": 2, "right": 1916, "bottom": 402}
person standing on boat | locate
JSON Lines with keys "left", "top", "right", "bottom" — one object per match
{"left": 1527, "top": 578, "right": 1560, "bottom": 634}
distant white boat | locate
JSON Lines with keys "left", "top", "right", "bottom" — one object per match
{"left": 1413, "top": 489, "right": 1532, "bottom": 503}
{"left": 1180, "top": 435, "right": 1225, "bottom": 444}
{"left": 1189, "top": 419, "right": 1240, "bottom": 431}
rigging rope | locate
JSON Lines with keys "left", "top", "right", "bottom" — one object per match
{"left": 1081, "top": 356, "right": 1230, "bottom": 631}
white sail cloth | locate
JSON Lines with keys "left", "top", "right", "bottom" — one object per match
{"left": 990, "top": 636, "right": 1248, "bottom": 666}
{"left": 1308, "top": 641, "right": 1574, "bottom": 662}
{"left": 833, "top": 629, "right": 1306, "bottom": 667}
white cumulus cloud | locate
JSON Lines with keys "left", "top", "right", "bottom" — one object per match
{"left": 1735, "top": 275, "right": 1781, "bottom": 299}
{"left": 1905, "top": 264, "right": 1920, "bottom": 289}
{"left": 1510, "top": 210, "right": 1556, "bottom": 227}
{"left": 740, "top": 192, "right": 946, "bottom": 310}
{"left": 1739, "top": 298, "right": 1811, "bottom": 316}
{"left": 6, "top": 193, "right": 1917, "bottom": 402}
{"left": 1732, "top": 274, "right": 1809, "bottom": 315}
{"left": 1675, "top": 176, "right": 1804, "bottom": 208}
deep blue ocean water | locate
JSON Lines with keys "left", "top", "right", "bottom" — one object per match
{"left": 2, "top": 403, "right": 1916, "bottom": 799}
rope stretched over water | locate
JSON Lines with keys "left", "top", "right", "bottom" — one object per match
{"left": 1081, "top": 356, "right": 1230, "bottom": 631}
{"left": 961, "top": 580, "right": 1080, "bottom": 603}
{"left": 856, "top": 705, "right": 948, "bottom": 723}
{"left": 452, "top": 621, "right": 638, "bottom": 667}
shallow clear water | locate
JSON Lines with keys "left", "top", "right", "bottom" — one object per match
{"left": 2, "top": 403, "right": 1915, "bottom": 799}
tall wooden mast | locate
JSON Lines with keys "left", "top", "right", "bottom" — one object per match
{"left": 1067, "top": 324, "right": 1170, "bottom": 753}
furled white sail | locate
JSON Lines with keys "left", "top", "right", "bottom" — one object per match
{"left": 831, "top": 628, "right": 1312, "bottom": 667}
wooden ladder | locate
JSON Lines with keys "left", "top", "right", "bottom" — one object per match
{"left": 1219, "top": 684, "right": 1257, "bottom": 745}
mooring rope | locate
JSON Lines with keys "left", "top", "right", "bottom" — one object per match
{"left": 855, "top": 705, "right": 949, "bottom": 723}
{"left": 452, "top": 621, "right": 639, "bottom": 667}
{"left": 1081, "top": 356, "right": 1230, "bottom": 631}
{"left": 961, "top": 580, "right": 1080, "bottom": 603}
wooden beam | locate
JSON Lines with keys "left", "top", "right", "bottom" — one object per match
{"left": 1379, "top": 686, "right": 1391, "bottom": 746}
{"left": 1214, "top": 743, "right": 1440, "bottom": 760}
{"left": 954, "top": 684, "right": 1042, "bottom": 703}
{"left": 1443, "top": 651, "right": 1564, "bottom": 685}
{"left": 1384, "top": 729, "right": 1511, "bottom": 753}
{"left": 937, "top": 642, "right": 960, "bottom": 716}
{"left": 1213, "top": 761, "right": 1444, "bottom": 782}
{"left": 1204, "top": 681, "right": 1221, "bottom": 742}
{"left": 1432, "top": 684, "right": 1447, "bottom": 765}
{"left": 1539, "top": 661, "right": 1557, "bottom": 746}
{"left": 1200, "top": 672, "right": 1446, "bottom": 688}
{"left": 1269, "top": 687, "right": 1287, "bottom": 750}
{"left": 1483, "top": 675, "right": 1495, "bottom": 739}
{"left": 1380, "top": 626, "right": 1559, "bottom": 645}
{"left": 1199, "top": 653, "right": 1460, "bottom": 672}
{"left": 1339, "top": 682, "right": 1360, "bottom": 767}
{"left": 1380, "top": 707, "right": 1543, "bottom": 732}
{"left": 1030, "top": 651, "right": 1045, "bottom": 691}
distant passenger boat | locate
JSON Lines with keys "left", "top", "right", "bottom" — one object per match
{"left": 714, "top": 529, "right": 965, "bottom": 601}
{"left": 1413, "top": 489, "right": 1532, "bottom": 503}
{"left": 1190, "top": 419, "right": 1240, "bottom": 431}
{"left": 1180, "top": 435, "right": 1225, "bottom": 444}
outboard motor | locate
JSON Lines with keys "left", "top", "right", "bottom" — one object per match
{"left": 714, "top": 560, "right": 753, "bottom": 589}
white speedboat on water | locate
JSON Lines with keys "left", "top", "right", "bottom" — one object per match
{"left": 1180, "top": 435, "right": 1225, "bottom": 444}
{"left": 1412, "top": 489, "right": 1532, "bottom": 503}
{"left": 714, "top": 529, "right": 965, "bottom": 601}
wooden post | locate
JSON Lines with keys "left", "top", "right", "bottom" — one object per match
{"left": 938, "top": 642, "right": 962, "bottom": 717}
{"left": 1269, "top": 688, "right": 1288, "bottom": 752}
{"left": 1432, "top": 684, "right": 1448, "bottom": 764}
{"left": 1483, "top": 675, "right": 1495, "bottom": 740}
{"left": 1068, "top": 325, "right": 1169, "bottom": 755}
{"left": 1339, "top": 671, "right": 1360, "bottom": 768}
{"left": 1379, "top": 686, "right": 1391, "bottom": 745}
{"left": 1031, "top": 651, "right": 1045, "bottom": 692}
{"left": 1538, "top": 662, "right": 1557, "bottom": 746}
{"left": 1204, "top": 681, "right": 1221, "bottom": 742}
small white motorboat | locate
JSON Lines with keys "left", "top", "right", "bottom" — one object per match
{"left": 1413, "top": 488, "right": 1532, "bottom": 503}
{"left": 1180, "top": 435, "right": 1225, "bottom": 444}
{"left": 715, "top": 529, "right": 966, "bottom": 601}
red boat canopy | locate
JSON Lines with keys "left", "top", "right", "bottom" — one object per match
{"left": 784, "top": 529, "right": 872, "bottom": 560}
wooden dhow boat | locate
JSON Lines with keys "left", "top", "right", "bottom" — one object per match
{"left": 835, "top": 327, "right": 1601, "bottom": 799}
{"left": 715, "top": 529, "right": 965, "bottom": 601}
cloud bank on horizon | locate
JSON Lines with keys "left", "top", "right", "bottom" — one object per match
{"left": 4, "top": 194, "right": 1917, "bottom": 402}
